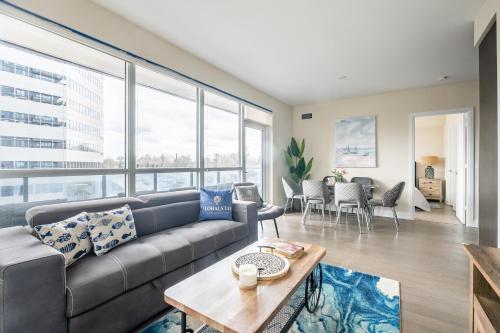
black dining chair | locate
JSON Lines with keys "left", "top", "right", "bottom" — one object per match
{"left": 368, "top": 182, "right": 405, "bottom": 232}
{"left": 351, "top": 177, "right": 374, "bottom": 200}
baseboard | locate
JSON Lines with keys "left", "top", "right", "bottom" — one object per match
{"left": 283, "top": 205, "right": 412, "bottom": 220}
{"left": 371, "top": 207, "right": 411, "bottom": 220}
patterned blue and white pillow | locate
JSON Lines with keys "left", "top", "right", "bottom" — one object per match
{"left": 199, "top": 188, "right": 233, "bottom": 221}
{"left": 87, "top": 205, "right": 137, "bottom": 256}
{"left": 34, "top": 212, "right": 92, "bottom": 267}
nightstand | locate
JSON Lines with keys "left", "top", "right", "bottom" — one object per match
{"left": 418, "top": 178, "right": 443, "bottom": 202}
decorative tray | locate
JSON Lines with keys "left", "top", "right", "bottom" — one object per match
{"left": 232, "top": 251, "right": 290, "bottom": 281}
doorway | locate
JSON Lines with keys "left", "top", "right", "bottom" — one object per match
{"left": 409, "top": 108, "right": 475, "bottom": 226}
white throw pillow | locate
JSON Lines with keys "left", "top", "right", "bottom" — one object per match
{"left": 34, "top": 212, "right": 92, "bottom": 266}
{"left": 235, "top": 185, "right": 264, "bottom": 208}
{"left": 87, "top": 205, "right": 137, "bottom": 256}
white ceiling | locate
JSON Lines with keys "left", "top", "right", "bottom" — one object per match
{"left": 94, "top": 0, "right": 483, "bottom": 106}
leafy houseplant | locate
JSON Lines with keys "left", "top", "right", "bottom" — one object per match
{"left": 284, "top": 138, "right": 313, "bottom": 185}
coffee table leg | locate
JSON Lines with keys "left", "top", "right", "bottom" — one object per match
{"left": 180, "top": 311, "right": 194, "bottom": 333}
{"left": 305, "top": 263, "right": 323, "bottom": 313}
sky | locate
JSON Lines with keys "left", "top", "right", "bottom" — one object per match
{"left": 102, "top": 76, "right": 126, "bottom": 160}
{"left": 102, "top": 76, "right": 242, "bottom": 164}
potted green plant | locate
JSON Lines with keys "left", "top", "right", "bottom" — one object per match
{"left": 283, "top": 138, "right": 313, "bottom": 185}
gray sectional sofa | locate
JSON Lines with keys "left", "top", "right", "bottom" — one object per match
{"left": 0, "top": 190, "right": 258, "bottom": 333}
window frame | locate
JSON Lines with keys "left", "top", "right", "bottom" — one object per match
{"left": 243, "top": 120, "right": 269, "bottom": 200}
{"left": 0, "top": 13, "right": 271, "bottom": 205}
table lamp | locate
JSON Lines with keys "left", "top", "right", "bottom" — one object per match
{"left": 421, "top": 155, "right": 439, "bottom": 179}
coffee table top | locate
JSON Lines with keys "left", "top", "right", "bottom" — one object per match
{"left": 164, "top": 239, "right": 326, "bottom": 333}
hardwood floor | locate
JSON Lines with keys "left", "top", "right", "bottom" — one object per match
{"left": 416, "top": 203, "right": 462, "bottom": 225}
{"left": 260, "top": 211, "right": 478, "bottom": 333}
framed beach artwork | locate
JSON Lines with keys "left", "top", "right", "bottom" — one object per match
{"left": 335, "top": 115, "right": 377, "bottom": 167}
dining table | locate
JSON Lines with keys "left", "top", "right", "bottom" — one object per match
{"left": 326, "top": 182, "right": 379, "bottom": 192}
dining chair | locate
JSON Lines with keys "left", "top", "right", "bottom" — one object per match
{"left": 322, "top": 176, "right": 335, "bottom": 184}
{"left": 281, "top": 177, "right": 305, "bottom": 214}
{"left": 334, "top": 182, "right": 369, "bottom": 234}
{"left": 368, "top": 181, "right": 405, "bottom": 232}
{"left": 351, "top": 177, "right": 374, "bottom": 200}
{"left": 302, "top": 180, "right": 333, "bottom": 225}
{"left": 322, "top": 176, "right": 336, "bottom": 206}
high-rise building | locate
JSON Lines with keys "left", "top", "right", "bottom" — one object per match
{"left": 0, "top": 41, "right": 108, "bottom": 212}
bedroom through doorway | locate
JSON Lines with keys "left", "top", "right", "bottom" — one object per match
{"left": 410, "top": 109, "right": 475, "bottom": 226}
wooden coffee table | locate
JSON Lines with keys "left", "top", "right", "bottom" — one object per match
{"left": 164, "top": 239, "right": 326, "bottom": 333}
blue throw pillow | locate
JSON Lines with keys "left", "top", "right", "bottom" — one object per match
{"left": 199, "top": 188, "right": 233, "bottom": 221}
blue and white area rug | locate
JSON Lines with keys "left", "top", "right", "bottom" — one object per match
{"left": 141, "top": 264, "right": 400, "bottom": 333}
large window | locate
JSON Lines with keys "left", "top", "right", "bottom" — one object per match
{"left": 0, "top": 14, "right": 270, "bottom": 228}
{"left": 136, "top": 66, "right": 197, "bottom": 168}
{"left": 27, "top": 175, "right": 125, "bottom": 202}
{"left": 0, "top": 12, "right": 126, "bottom": 171}
{"left": 0, "top": 40, "right": 126, "bottom": 170}
{"left": 135, "top": 172, "right": 197, "bottom": 194}
{"left": 204, "top": 170, "right": 240, "bottom": 190}
{"left": 204, "top": 91, "right": 240, "bottom": 168}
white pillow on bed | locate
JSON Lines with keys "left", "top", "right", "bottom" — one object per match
{"left": 413, "top": 187, "right": 431, "bottom": 212}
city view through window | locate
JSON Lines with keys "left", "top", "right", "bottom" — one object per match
{"left": 0, "top": 42, "right": 126, "bottom": 170}
{"left": 0, "top": 14, "right": 271, "bottom": 228}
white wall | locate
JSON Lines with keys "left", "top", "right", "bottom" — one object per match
{"left": 0, "top": 0, "right": 294, "bottom": 205}
{"left": 415, "top": 116, "right": 446, "bottom": 180}
{"left": 293, "top": 81, "right": 479, "bottom": 219}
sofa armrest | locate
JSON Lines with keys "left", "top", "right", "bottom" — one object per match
{"left": 232, "top": 200, "right": 258, "bottom": 243}
{"left": 0, "top": 227, "right": 66, "bottom": 333}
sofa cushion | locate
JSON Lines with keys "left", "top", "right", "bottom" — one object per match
{"left": 87, "top": 205, "right": 137, "bottom": 255}
{"left": 138, "top": 190, "right": 200, "bottom": 208}
{"left": 65, "top": 220, "right": 248, "bottom": 317}
{"left": 34, "top": 212, "right": 92, "bottom": 266}
{"left": 26, "top": 197, "right": 145, "bottom": 228}
{"left": 66, "top": 240, "right": 163, "bottom": 317}
{"left": 138, "top": 232, "right": 193, "bottom": 273}
{"left": 186, "top": 220, "right": 248, "bottom": 252}
{"left": 150, "top": 201, "right": 200, "bottom": 232}
{"left": 132, "top": 201, "right": 201, "bottom": 238}
{"left": 170, "top": 220, "right": 248, "bottom": 260}
{"left": 130, "top": 208, "right": 156, "bottom": 237}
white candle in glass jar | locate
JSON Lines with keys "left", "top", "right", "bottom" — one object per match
{"left": 239, "top": 264, "right": 257, "bottom": 289}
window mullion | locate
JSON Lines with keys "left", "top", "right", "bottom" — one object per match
{"left": 126, "top": 62, "right": 136, "bottom": 196}
{"left": 198, "top": 88, "right": 205, "bottom": 188}
{"left": 240, "top": 104, "right": 245, "bottom": 182}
